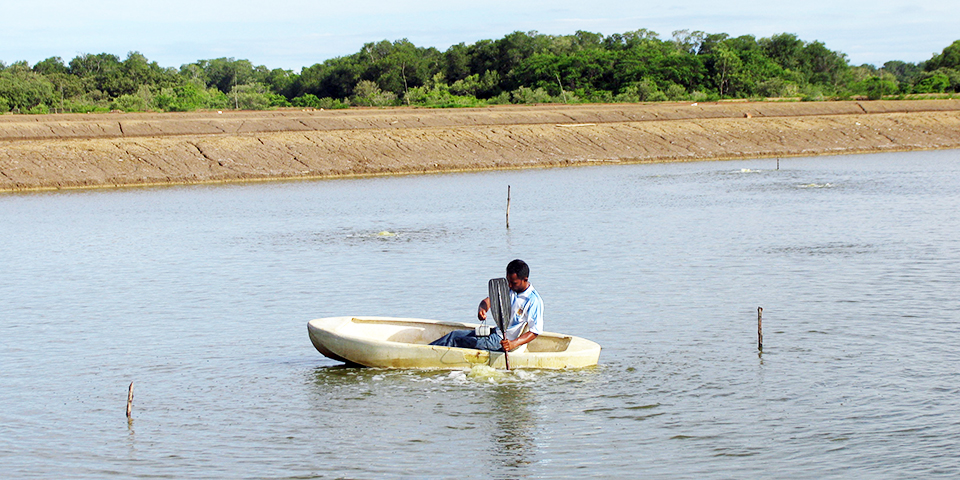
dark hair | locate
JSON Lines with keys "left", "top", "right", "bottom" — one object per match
{"left": 506, "top": 259, "right": 529, "bottom": 279}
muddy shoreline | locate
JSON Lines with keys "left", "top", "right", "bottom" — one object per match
{"left": 2, "top": 100, "right": 959, "bottom": 192}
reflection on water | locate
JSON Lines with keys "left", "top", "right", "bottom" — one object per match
{"left": 306, "top": 365, "right": 544, "bottom": 478}
{"left": 489, "top": 383, "right": 536, "bottom": 471}
{"left": 2, "top": 150, "right": 960, "bottom": 478}
{"left": 303, "top": 364, "right": 605, "bottom": 478}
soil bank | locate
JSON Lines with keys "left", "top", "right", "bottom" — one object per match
{"left": 2, "top": 100, "right": 959, "bottom": 192}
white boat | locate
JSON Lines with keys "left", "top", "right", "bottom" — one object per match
{"left": 307, "top": 316, "right": 601, "bottom": 369}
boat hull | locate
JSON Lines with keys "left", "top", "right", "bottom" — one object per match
{"left": 307, "top": 316, "right": 601, "bottom": 369}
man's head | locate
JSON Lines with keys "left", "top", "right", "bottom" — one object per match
{"left": 506, "top": 259, "right": 530, "bottom": 293}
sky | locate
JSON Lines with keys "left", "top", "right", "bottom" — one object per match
{"left": 1, "top": 0, "right": 956, "bottom": 71}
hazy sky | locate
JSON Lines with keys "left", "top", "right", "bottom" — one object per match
{"left": 2, "top": 0, "right": 955, "bottom": 71}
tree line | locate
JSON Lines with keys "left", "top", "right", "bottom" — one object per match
{"left": 2, "top": 30, "right": 958, "bottom": 114}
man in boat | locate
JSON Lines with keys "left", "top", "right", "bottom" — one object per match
{"left": 429, "top": 259, "right": 543, "bottom": 352}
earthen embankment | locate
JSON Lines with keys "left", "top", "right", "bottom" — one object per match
{"left": 2, "top": 100, "right": 959, "bottom": 191}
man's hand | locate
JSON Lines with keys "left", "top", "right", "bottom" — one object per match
{"left": 502, "top": 331, "right": 538, "bottom": 353}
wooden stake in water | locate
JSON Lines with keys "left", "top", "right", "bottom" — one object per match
{"left": 758, "top": 307, "right": 763, "bottom": 351}
{"left": 506, "top": 185, "right": 511, "bottom": 229}
{"left": 126, "top": 382, "right": 134, "bottom": 419}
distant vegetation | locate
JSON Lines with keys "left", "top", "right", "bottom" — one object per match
{"left": 1, "top": 30, "right": 959, "bottom": 114}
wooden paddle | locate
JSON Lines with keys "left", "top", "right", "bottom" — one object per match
{"left": 488, "top": 277, "right": 512, "bottom": 370}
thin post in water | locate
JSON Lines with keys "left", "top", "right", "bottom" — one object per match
{"left": 126, "top": 382, "right": 134, "bottom": 420}
{"left": 506, "top": 185, "right": 511, "bottom": 229}
{"left": 758, "top": 307, "right": 763, "bottom": 351}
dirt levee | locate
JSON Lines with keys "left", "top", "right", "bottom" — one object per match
{"left": 2, "top": 100, "right": 959, "bottom": 191}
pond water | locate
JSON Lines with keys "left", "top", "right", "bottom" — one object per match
{"left": 2, "top": 150, "right": 959, "bottom": 479}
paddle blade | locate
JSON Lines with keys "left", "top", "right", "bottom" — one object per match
{"left": 488, "top": 277, "right": 511, "bottom": 334}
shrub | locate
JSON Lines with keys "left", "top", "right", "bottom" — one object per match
{"left": 575, "top": 88, "right": 612, "bottom": 103}
{"left": 511, "top": 86, "right": 554, "bottom": 104}
{"left": 756, "top": 78, "right": 799, "bottom": 98}
{"left": 449, "top": 74, "right": 482, "bottom": 96}
{"left": 486, "top": 91, "right": 512, "bottom": 105}
{"left": 64, "top": 98, "right": 109, "bottom": 113}
{"left": 292, "top": 94, "right": 322, "bottom": 108}
{"left": 27, "top": 103, "right": 50, "bottom": 114}
{"left": 617, "top": 79, "right": 671, "bottom": 102}
{"left": 267, "top": 92, "right": 291, "bottom": 108}
{"left": 352, "top": 80, "right": 397, "bottom": 107}
{"left": 112, "top": 94, "right": 147, "bottom": 112}
{"left": 799, "top": 85, "right": 826, "bottom": 101}
{"left": 689, "top": 91, "right": 711, "bottom": 102}
{"left": 405, "top": 84, "right": 483, "bottom": 107}
{"left": 614, "top": 85, "right": 641, "bottom": 103}
{"left": 914, "top": 72, "right": 951, "bottom": 93}
{"left": 155, "top": 82, "right": 229, "bottom": 111}
{"left": 292, "top": 95, "right": 351, "bottom": 109}
{"left": 229, "top": 83, "right": 277, "bottom": 110}
{"left": 321, "top": 97, "right": 351, "bottom": 109}
{"left": 664, "top": 83, "right": 688, "bottom": 101}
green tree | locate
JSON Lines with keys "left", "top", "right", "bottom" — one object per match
{"left": 357, "top": 39, "right": 431, "bottom": 102}
{"left": 0, "top": 69, "right": 56, "bottom": 112}
{"left": 727, "top": 36, "right": 786, "bottom": 96}
{"left": 798, "top": 41, "right": 848, "bottom": 88}
{"left": 561, "top": 49, "right": 617, "bottom": 93}
{"left": 32, "top": 56, "right": 69, "bottom": 75}
{"left": 760, "top": 33, "right": 804, "bottom": 71}
{"left": 443, "top": 43, "right": 472, "bottom": 83}
{"left": 183, "top": 58, "right": 261, "bottom": 94}
{"left": 464, "top": 31, "right": 555, "bottom": 92}
{"left": 574, "top": 30, "right": 605, "bottom": 49}
{"left": 121, "top": 52, "right": 165, "bottom": 89}
{"left": 671, "top": 29, "right": 706, "bottom": 54}
{"left": 39, "top": 71, "right": 84, "bottom": 112}
{"left": 710, "top": 42, "right": 743, "bottom": 96}
{"left": 264, "top": 68, "right": 297, "bottom": 98}
{"left": 69, "top": 53, "right": 126, "bottom": 97}
{"left": 883, "top": 60, "right": 922, "bottom": 84}
{"left": 514, "top": 53, "right": 562, "bottom": 92}
{"left": 605, "top": 29, "right": 661, "bottom": 50}
{"left": 295, "top": 56, "right": 361, "bottom": 100}
{"left": 925, "top": 40, "right": 960, "bottom": 70}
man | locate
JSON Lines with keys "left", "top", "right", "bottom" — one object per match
{"left": 429, "top": 259, "right": 543, "bottom": 352}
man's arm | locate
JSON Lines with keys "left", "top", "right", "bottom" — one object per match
{"left": 501, "top": 331, "right": 537, "bottom": 352}
{"left": 477, "top": 297, "right": 490, "bottom": 320}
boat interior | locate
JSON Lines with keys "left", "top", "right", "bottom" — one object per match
{"left": 345, "top": 317, "right": 572, "bottom": 353}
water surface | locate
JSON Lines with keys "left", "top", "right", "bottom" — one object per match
{"left": 2, "top": 150, "right": 959, "bottom": 479}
